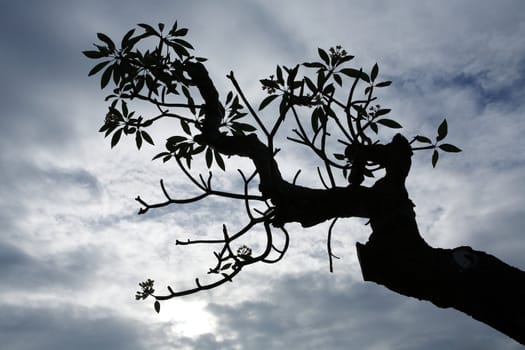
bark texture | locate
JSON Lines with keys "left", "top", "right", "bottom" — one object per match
{"left": 186, "top": 62, "right": 525, "bottom": 344}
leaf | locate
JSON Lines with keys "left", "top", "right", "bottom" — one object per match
{"left": 171, "top": 43, "right": 190, "bottom": 58}
{"left": 437, "top": 118, "right": 448, "bottom": 141}
{"left": 279, "top": 97, "right": 288, "bottom": 116}
{"left": 138, "top": 23, "right": 159, "bottom": 36}
{"left": 415, "top": 135, "right": 432, "bottom": 144}
{"left": 333, "top": 74, "right": 342, "bottom": 87}
{"left": 338, "top": 55, "right": 354, "bottom": 64}
{"left": 135, "top": 131, "right": 143, "bottom": 149}
{"left": 317, "top": 70, "right": 326, "bottom": 90}
{"left": 180, "top": 120, "right": 191, "bottom": 135}
{"left": 88, "top": 61, "right": 111, "bottom": 76}
{"left": 339, "top": 68, "right": 361, "bottom": 79}
{"left": 318, "top": 48, "right": 330, "bottom": 65}
{"left": 121, "top": 100, "right": 128, "bottom": 117}
{"left": 375, "top": 81, "right": 392, "bottom": 88}
{"left": 311, "top": 107, "right": 322, "bottom": 131}
{"left": 371, "top": 63, "right": 379, "bottom": 82}
{"left": 214, "top": 150, "right": 225, "bottom": 170}
{"left": 302, "top": 62, "right": 325, "bottom": 69}
{"left": 235, "top": 122, "right": 256, "bottom": 132}
{"left": 82, "top": 50, "right": 105, "bottom": 59}
{"left": 276, "top": 65, "right": 283, "bottom": 85}
{"left": 225, "top": 91, "right": 233, "bottom": 105}
{"left": 205, "top": 147, "right": 213, "bottom": 168}
{"left": 154, "top": 301, "right": 160, "bottom": 313}
{"left": 97, "top": 32, "right": 115, "bottom": 50}
{"left": 334, "top": 153, "right": 346, "bottom": 161}
{"left": 361, "top": 71, "right": 371, "bottom": 83}
{"left": 259, "top": 95, "right": 279, "bottom": 110}
{"left": 101, "top": 65, "right": 113, "bottom": 89}
{"left": 221, "top": 263, "right": 232, "bottom": 270}
{"left": 193, "top": 144, "right": 206, "bottom": 155}
{"left": 98, "top": 123, "right": 110, "bottom": 133}
{"left": 439, "top": 143, "right": 462, "bottom": 152}
{"left": 432, "top": 150, "right": 439, "bottom": 168}
{"left": 340, "top": 68, "right": 369, "bottom": 82}
{"left": 173, "top": 28, "right": 188, "bottom": 36}
{"left": 377, "top": 119, "right": 402, "bottom": 128}
{"left": 374, "top": 109, "right": 391, "bottom": 117}
{"left": 141, "top": 131, "right": 154, "bottom": 145}
{"left": 121, "top": 28, "right": 136, "bottom": 49}
{"left": 323, "top": 84, "right": 335, "bottom": 96}
{"left": 304, "top": 76, "right": 317, "bottom": 92}
{"left": 172, "top": 38, "right": 194, "bottom": 49}
{"left": 111, "top": 128, "right": 122, "bottom": 148}
{"left": 152, "top": 152, "right": 170, "bottom": 160}
{"left": 166, "top": 136, "right": 186, "bottom": 151}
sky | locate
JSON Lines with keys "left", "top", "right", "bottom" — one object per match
{"left": 1, "top": 1, "right": 525, "bottom": 349}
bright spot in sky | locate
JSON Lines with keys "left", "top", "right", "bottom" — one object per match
{"left": 159, "top": 300, "right": 217, "bottom": 338}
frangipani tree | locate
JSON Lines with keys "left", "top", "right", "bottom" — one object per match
{"left": 84, "top": 22, "right": 524, "bottom": 344}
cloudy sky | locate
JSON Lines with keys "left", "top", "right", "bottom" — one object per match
{"left": 1, "top": 1, "right": 525, "bottom": 349}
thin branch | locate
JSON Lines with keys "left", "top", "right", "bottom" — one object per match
{"left": 154, "top": 267, "right": 243, "bottom": 300}
{"left": 412, "top": 145, "right": 435, "bottom": 151}
{"left": 317, "top": 167, "right": 330, "bottom": 189}
{"left": 292, "top": 169, "right": 301, "bottom": 185}
{"left": 345, "top": 76, "right": 360, "bottom": 140}
{"left": 174, "top": 156, "right": 206, "bottom": 191}
{"left": 226, "top": 71, "right": 270, "bottom": 138}
{"left": 176, "top": 238, "right": 225, "bottom": 245}
{"left": 262, "top": 225, "right": 290, "bottom": 264}
{"left": 320, "top": 122, "right": 336, "bottom": 187}
{"left": 149, "top": 112, "right": 197, "bottom": 125}
{"left": 160, "top": 179, "right": 172, "bottom": 200}
{"left": 136, "top": 193, "right": 208, "bottom": 214}
{"left": 327, "top": 217, "right": 340, "bottom": 273}
{"left": 128, "top": 93, "right": 204, "bottom": 109}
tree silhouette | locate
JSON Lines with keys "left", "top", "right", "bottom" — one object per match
{"left": 84, "top": 22, "right": 524, "bottom": 344}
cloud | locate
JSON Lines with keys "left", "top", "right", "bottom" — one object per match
{"left": 183, "top": 272, "right": 522, "bottom": 350}
{"left": 0, "top": 239, "right": 105, "bottom": 293}
{"left": 0, "top": 303, "right": 164, "bottom": 350}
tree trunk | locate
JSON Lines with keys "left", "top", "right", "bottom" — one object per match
{"left": 356, "top": 235, "right": 525, "bottom": 344}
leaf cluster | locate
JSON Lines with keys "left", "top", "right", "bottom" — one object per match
{"left": 412, "top": 119, "right": 462, "bottom": 167}
{"left": 257, "top": 45, "right": 461, "bottom": 182}
{"left": 85, "top": 22, "right": 244, "bottom": 171}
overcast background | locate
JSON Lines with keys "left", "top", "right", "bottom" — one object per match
{"left": 1, "top": 1, "right": 525, "bottom": 349}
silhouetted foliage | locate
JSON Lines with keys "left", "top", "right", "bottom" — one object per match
{"left": 85, "top": 22, "right": 525, "bottom": 345}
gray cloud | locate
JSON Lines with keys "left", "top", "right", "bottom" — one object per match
{"left": 0, "top": 239, "right": 106, "bottom": 292}
{"left": 0, "top": 303, "right": 162, "bottom": 350}
{"left": 184, "top": 273, "right": 522, "bottom": 350}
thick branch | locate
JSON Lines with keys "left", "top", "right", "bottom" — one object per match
{"left": 186, "top": 62, "right": 373, "bottom": 227}
{"left": 357, "top": 237, "right": 525, "bottom": 344}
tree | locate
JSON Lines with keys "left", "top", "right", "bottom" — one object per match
{"left": 84, "top": 22, "right": 525, "bottom": 344}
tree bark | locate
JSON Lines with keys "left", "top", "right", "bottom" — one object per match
{"left": 186, "top": 62, "right": 525, "bottom": 345}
